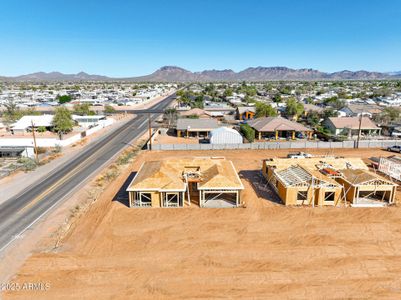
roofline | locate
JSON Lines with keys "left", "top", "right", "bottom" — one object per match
{"left": 126, "top": 159, "right": 244, "bottom": 191}
{"left": 340, "top": 171, "right": 397, "bottom": 186}
{"left": 127, "top": 188, "right": 187, "bottom": 192}
{"left": 198, "top": 187, "right": 244, "bottom": 190}
{"left": 231, "top": 160, "right": 244, "bottom": 189}
{"left": 126, "top": 162, "right": 145, "bottom": 192}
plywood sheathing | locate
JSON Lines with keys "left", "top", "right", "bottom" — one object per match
{"left": 127, "top": 157, "right": 243, "bottom": 192}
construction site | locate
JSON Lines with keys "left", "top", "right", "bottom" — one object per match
{"left": 3, "top": 148, "right": 401, "bottom": 299}
{"left": 263, "top": 156, "right": 397, "bottom": 207}
{"left": 126, "top": 157, "right": 244, "bottom": 208}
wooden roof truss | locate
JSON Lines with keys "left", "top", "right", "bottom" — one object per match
{"left": 275, "top": 166, "right": 339, "bottom": 188}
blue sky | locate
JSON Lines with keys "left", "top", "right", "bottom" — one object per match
{"left": 1, "top": 0, "right": 401, "bottom": 76}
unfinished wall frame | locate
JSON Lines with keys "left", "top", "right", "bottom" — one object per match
{"left": 199, "top": 189, "right": 240, "bottom": 208}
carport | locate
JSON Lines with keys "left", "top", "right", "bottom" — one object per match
{"left": 0, "top": 146, "right": 29, "bottom": 158}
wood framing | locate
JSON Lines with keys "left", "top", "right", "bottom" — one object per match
{"left": 126, "top": 157, "right": 244, "bottom": 208}
{"left": 262, "top": 157, "right": 397, "bottom": 206}
{"left": 336, "top": 168, "right": 397, "bottom": 205}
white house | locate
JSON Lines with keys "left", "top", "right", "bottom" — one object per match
{"left": 72, "top": 115, "right": 106, "bottom": 128}
{"left": 11, "top": 115, "right": 54, "bottom": 134}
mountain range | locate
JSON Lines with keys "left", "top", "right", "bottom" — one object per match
{"left": 1, "top": 66, "right": 401, "bottom": 82}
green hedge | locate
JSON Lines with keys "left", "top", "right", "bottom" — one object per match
{"left": 240, "top": 124, "right": 255, "bottom": 142}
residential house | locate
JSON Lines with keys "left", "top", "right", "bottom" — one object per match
{"left": 324, "top": 117, "right": 381, "bottom": 136}
{"left": 338, "top": 104, "right": 382, "bottom": 118}
{"left": 126, "top": 157, "right": 244, "bottom": 208}
{"left": 11, "top": 115, "right": 54, "bottom": 134}
{"left": 248, "top": 116, "right": 313, "bottom": 140}
{"left": 236, "top": 106, "right": 256, "bottom": 120}
{"left": 176, "top": 118, "right": 219, "bottom": 138}
{"left": 179, "top": 108, "right": 211, "bottom": 119}
{"left": 303, "top": 104, "right": 323, "bottom": 117}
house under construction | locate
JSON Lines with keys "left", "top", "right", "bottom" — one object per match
{"left": 262, "top": 157, "right": 397, "bottom": 206}
{"left": 126, "top": 157, "right": 244, "bottom": 208}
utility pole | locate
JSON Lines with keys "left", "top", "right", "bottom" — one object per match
{"left": 356, "top": 113, "right": 363, "bottom": 149}
{"left": 148, "top": 113, "right": 152, "bottom": 151}
{"left": 31, "top": 120, "right": 39, "bottom": 163}
{"left": 311, "top": 176, "right": 315, "bottom": 208}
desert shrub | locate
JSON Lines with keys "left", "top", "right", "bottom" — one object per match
{"left": 116, "top": 149, "right": 138, "bottom": 165}
{"left": 36, "top": 147, "right": 47, "bottom": 154}
{"left": 52, "top": 144, "right": 62, "bottom": 153}
{"left": 37, "top": 126, "right": 46, "bottom": 133}
{"left": 103, "top": 169, "right": 119, "bottom": 182}
{"left": 18, "top": 157, "right": 38, "bottom": 171}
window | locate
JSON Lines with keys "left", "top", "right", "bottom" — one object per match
{"left": 297, "top": 191, "right": 308, "bottom": 201}
{"left": 140, "top": 193, "right": 152, "bottom": 206}
{"left": 325, "top": 192, "right": 335, "bottom": 202}
{"left": 164, "top": 193, "right": 179, "bottom": 207}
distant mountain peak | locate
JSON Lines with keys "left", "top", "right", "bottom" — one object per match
{"left": 1, "top": 66, "right": 400, "bottom": 82}
{"left": 158, "top": 66, "right": 190, "bottom": 72}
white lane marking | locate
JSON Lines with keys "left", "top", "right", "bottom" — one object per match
{"left": 0, "top": 123, "right": 152, "bottom": 254}
{"left": 0, "top": 98, "right": 173, "bottom": 254}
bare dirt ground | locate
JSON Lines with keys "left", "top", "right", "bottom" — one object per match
{"left": 153, "top": 134, "right": 200, "bottom": 145}
{"left": 4, "top": 148, "right": 401, "bottom": 299}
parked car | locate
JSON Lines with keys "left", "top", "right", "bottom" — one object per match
{"left": 287, "top": 152, "right": 313, "bottom": 159}
{"left": 387, "top": 145, "right": 401, "bottom": 153}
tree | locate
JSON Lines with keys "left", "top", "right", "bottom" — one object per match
{"left": 52, "top": 107, "right": 74, "bottom": 138}
{"left": 323, "top": 97, "right": 345, "bottom": 110}
{"left": 176, "top": 90, "right": 185, "bottom": 97}
{"left": 285, "top": 98, "right": 304, "bottom": 118}
{"left": 37, "top": 126, "right": 46, "bottom": 133}
{"left": 240, "top": 124, "right": 255, "bottom": 142}
{"left": 104, "top": 105, "right": 116, "bottom": 114}
{"left": 2, "top": 98, "right": 22, "bottom": 126}
{"left": 306, "top": 111, "right": 321, "bottom": 127}
{"left": 57, "top": 94, "right": 72, "bottom": 104}
{"left": 163, "top": 108, "right": 178, "bottom": 128}
{"left": 272, "top": 93, "right": 282, "bottom": 103}
{"left": 255, "top": 102, "right": 277, "bottom": 118}
{"left": 73, "top": 103, "right": 94, "bottom": 116}
{"left": 279, "top": 85, "right": 291, "bottom": 95}
{"left": 322, "top": 108, "right": 338, "bottom": 119}
{"left": 184, "top": 95, "right": 204, "bottom": 109}
{"left": 304, "top": 97, "right": 313, "bottom": 104}
{"left": 244, "top": 95, "right": 256, "bottom": 104}
{"left": 223, "top": 88, "right": 233, "bottom": 97}
{"left": 375, "top": 107, "right": 401, "bottom": 124}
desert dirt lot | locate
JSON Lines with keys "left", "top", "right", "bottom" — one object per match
{"left": 4, "top": 148, "right": 401, "bottom": 299}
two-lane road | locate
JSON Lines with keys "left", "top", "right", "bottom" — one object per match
{"left": 0, "top": 93, "right": 176, "bottom": 253}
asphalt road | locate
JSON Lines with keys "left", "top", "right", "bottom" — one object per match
{"left": 0, "top": 93, "right": 176, "bottom": 253}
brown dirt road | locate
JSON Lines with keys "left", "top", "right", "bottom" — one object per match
{"left": 4, "top": 148, "right": 401, "bottom": 299}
